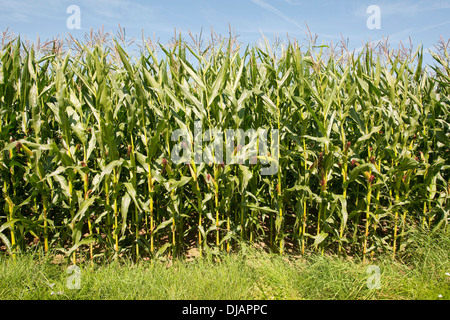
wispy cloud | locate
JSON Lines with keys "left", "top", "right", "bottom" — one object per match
{"left": 251, "top": 0, "right": 304, "bottom": 31}
{"left": 94, "top": 0, "right": 150, "bottom": 12}
{"left": 95, "top": 10, "right": 121, "bottom": 19}
{"left": 414, "top": 19, "right": 450, "bottom": 33}
{"left": 355, "top": 0, "right": 450, "bottom": 17}
{"left": 384, "top": 0, "right": 450, "bottom": 15}
{"left": 0, "top": 0, "right": 66, "bottom": 24}
{"left": 282, "top": 0, "right": 304, "bottom": 6}
{"left": 0, "top": 12, "right": 30, "bottom": 23}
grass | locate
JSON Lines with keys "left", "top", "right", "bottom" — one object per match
{"left": 1, "top": 230, "right": 449, "bottom": 300}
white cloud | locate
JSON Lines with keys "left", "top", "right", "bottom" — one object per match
{"left": 95, "top": 10, "right": 121, "bottom": 19}
{"left": 415, "top": 20, "right": 450, "bottom": 33}
{"left": 282, "top": 0, "right": 304, "bottom": 5}
{"left": 251, "top": 0, "right": 304, "bottom": 31}
{"left": 0, "top": 0, "right": 66, "bottom": 23}
{"left": 355, "top": 0, "right": 450, "bottom": 17}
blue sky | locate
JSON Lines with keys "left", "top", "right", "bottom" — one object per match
{"left": 1, "top": 0, "right": 449, "bottom": 64}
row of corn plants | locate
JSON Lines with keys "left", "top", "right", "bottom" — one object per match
{"left": 0, "top": 35, "right": 449, "bottom": 263}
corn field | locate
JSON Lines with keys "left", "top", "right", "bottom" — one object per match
{"left": 0, "top": 35, "right": 449, "bottom": 263}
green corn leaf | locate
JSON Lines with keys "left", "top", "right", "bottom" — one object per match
{"left": 313, "top": 232, "right": 328, "bottom": 246}
{"left": 73, "top": 196, "right": 98, "bottom": 222}
{"left": 121, "top": 193, "right": 131, "bottom": 235}
{"left": 67, "top": 237, "right": 96, "bottom": 257}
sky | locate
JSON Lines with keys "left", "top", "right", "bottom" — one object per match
{"left": 0, "top": 0, "right": 449, "bottom": 64}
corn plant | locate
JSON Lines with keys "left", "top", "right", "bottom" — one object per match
{"left": 0, "top": 34, "right": 448, "bottom": 263}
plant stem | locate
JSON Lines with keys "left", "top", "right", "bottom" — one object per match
{"left": 363, "top": 178, "right": 372, "bottom": 263}
{"left": 393, "top": 189, "right": 400, "bottom": 259}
